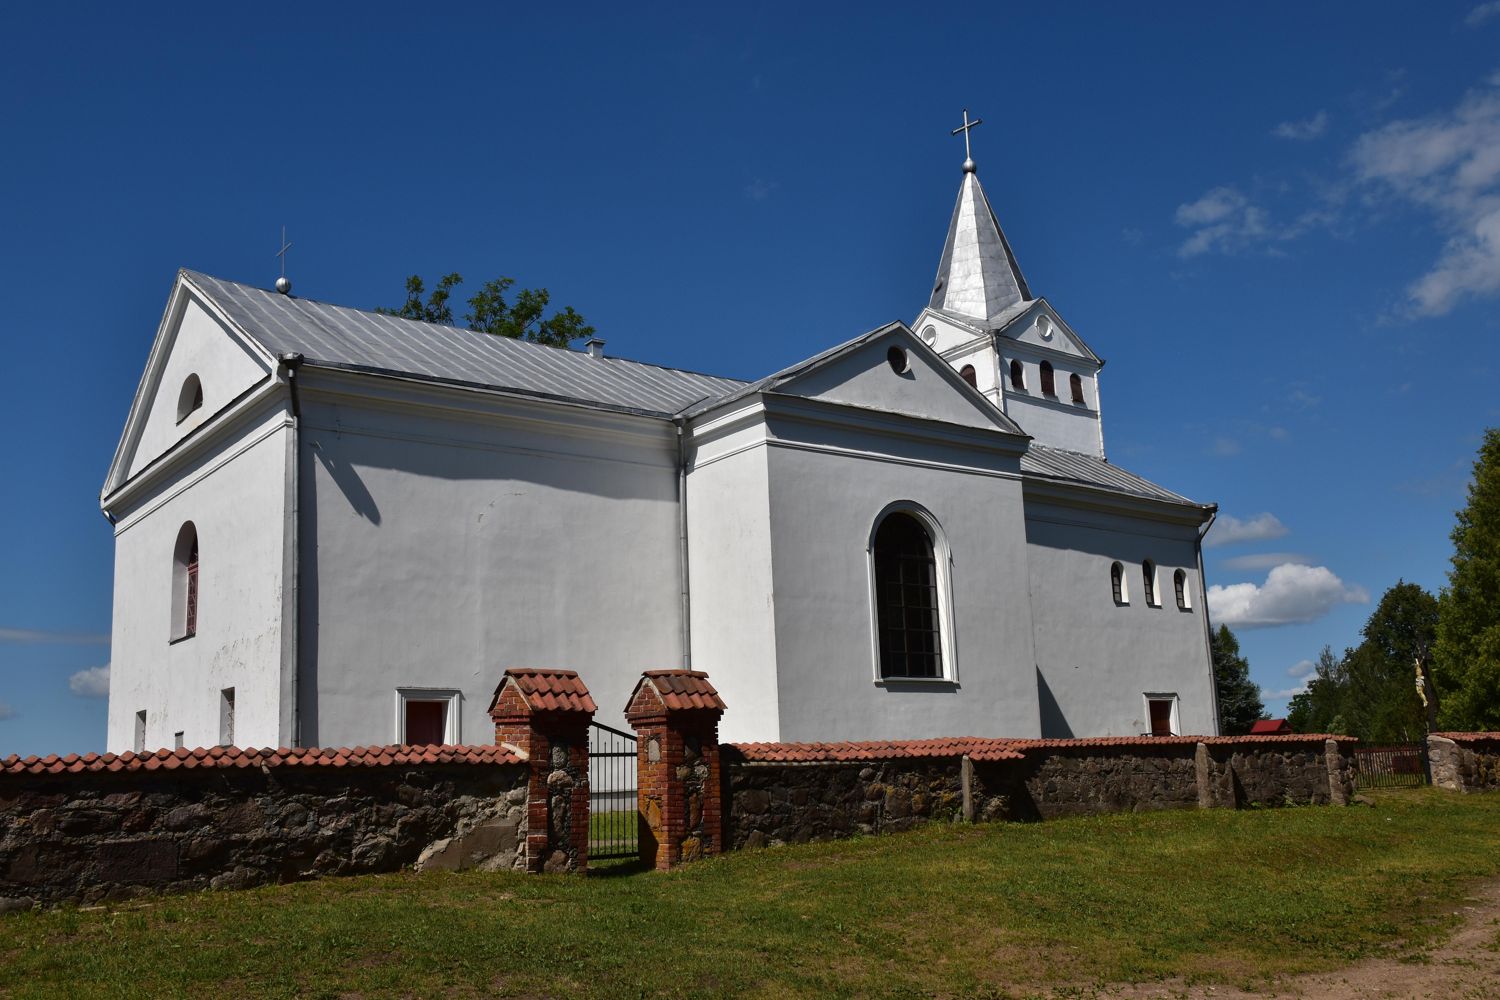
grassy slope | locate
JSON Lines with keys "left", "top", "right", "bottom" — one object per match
{"left": 2, "top": 788, "right": 1498, "bottom": 999}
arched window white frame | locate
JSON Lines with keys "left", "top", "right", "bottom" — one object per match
{"left": 176, "top": 373, "right": 203, "bottom": 423}
{"left": 171, "top": 521, "right": 199, "bottom": 641}
{"left": 867, "top": 502, "right": 957, "bottom": 684}
{"left": 1142, "top": 559, "right": 1159, "bottom": 608}
{"left": 1174, "top": 569, "right": 1190, "bottom": 611}
{"left": 1111, "top": 561, "right": 1129, "bottom": 605}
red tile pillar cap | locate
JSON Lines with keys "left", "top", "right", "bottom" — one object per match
{"left": 625, "top": 670, "right": 727, "bottom": 870}
{"left": 487, "top": 668, "right": 597, "bottom": 874}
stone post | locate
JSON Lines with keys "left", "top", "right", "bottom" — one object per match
{"left": 624, "top": 670, "right": 727, "bottom": 870}
{"left": 1427, "top": 735, "right": 1462, "bottom": 792}
{"left": 488, "top": 668, "right": 596, "bottom": 873}
{"left": 1324, "top": 738, "right": 1353, "bottom": 805}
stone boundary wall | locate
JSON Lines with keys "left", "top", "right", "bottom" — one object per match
{"left": 724, "top": 735, "right": 1354, "bottom": 849}
{"left": 0, "top": 745, "right": 528, "bottom": 911}
{"left": 1428, "top": 733, "right": 1500, "bottom": 792}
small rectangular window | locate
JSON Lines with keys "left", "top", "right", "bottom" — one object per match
{"left": 173, "top": 731, "right": 185, "bottom": 750}
{"left": 220, "top": 687, "right": 236, "bottom": 747}
{"left": 405, "top": 700, "right": 447, "bottom": 745}
{"left": 134, "top": 710, "right": 147, "bottom": 753}
{"left": 1147, "top": 698, "right": 1176, "bottom": 737}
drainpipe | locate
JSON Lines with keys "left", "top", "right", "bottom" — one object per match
{"left": 279, "top": 352, "right": 304, "bottom": 746}
{"left": 1197, "top": 506, "right": 1220, "bottom": 736}
{"left": 674, "top": 416, "right": 692, "bottom": 669}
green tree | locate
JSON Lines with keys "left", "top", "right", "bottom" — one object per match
{"left": 1435, "top": 428, "right": 1500, "bottom": 731}
{"left": 1287, "top": 645, "right": 1348, "bottom": 734}
{"left": 1342, "top": 581, "right": 1437, "bottom": 743}
{"left": 379, "top": 273, "right": 595, "bottom": 349}
{"left": 1210, "top": 623, "right": 1265, "bottom": 735}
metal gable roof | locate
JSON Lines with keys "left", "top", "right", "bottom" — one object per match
{"left": 1020, "top": 444, "right": 1200, "bottom": 506}
{"left": 182, "top": 271, "right": 747, "bottom": 417}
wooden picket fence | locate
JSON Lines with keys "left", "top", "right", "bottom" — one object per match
{"left": 1354, "top": 743, "right": 1428, "bottom": 788}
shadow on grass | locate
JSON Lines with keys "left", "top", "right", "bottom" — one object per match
{"left": 588, "top": 857, "right": 652, "bottom": 878}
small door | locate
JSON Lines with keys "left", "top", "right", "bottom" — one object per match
{"left": 1148, "top": 699, "right": 1174, "bottom": 737}
{"left": 405, "top": 700, "right": 447, "bottom": 746}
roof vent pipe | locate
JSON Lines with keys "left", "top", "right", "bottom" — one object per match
{"left": 585, "top": 338, "right": 606, "bottom": 359}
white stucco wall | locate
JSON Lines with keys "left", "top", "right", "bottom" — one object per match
{"left": 126, "top": 296, "right": 271, "bottom": 481}
{"left": 685, "top": 406, "right": 781, "bottom": 744}
{"left": 106, "top": 403, "right": 291, "bottom": 753}
{"left": 1003, "top": 388, "right": 1102, "bottom": 456}
{"left": 1025, "top": 499, "right": 1216, "bottom": 737}
{"left": 295, "top": 378, "right": 685, "bottom": 748}
{"left": 758, "top": 404, "right": 1041, "bottom": 742}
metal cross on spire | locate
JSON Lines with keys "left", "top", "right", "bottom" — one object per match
{"left": 275, "top": 226, "right": 293, "bottom": 295}
{"left": 951, "top": 108, "right": 983, "bottom": 173}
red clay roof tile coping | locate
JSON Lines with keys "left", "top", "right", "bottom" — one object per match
{"left": 1432, "top": 731, "right": 1500, "bottom": 742}
{"left": 0, "top": 743, "right": 523, "bottom": 777}
{"left": 495, "top": 668, "right": 598, "bottom": 714}
{"left": 641, "top": 670, "right": 729, "bottom": 712}
{"left": 728, "top": 733, "right": 1354, "bottom": 764}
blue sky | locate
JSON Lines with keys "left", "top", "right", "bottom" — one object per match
{"left": 3, "top": 3, "right": 1498, "bottom": 756}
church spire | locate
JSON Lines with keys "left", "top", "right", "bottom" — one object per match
{"left": 928, "top": 114, "right": 1031, "bottom": 323}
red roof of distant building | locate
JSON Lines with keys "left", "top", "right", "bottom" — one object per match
{"left": 1249, "top": 718, "right": 1292, "bottom": 735}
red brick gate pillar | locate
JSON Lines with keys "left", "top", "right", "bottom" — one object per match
{"left": 488, "top": 668, "right": 596, "bottom": 873}
{"left": 624, "top": 670, "right": 727, "bottom": 870}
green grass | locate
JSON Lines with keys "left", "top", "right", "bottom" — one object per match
{"left": 3, "top": 788, "right": 1498, "bottom": 999}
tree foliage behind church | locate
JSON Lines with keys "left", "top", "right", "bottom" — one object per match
{"left": 379, "top": 273, "right": 595, "bottom": 349}
{"left": 1434, "top": 427, "right": 1500, "bottom": 730}
{"left": 1287, "top": 581, "right": 1437, "bottom": 742}
{"left": 1210, "top": 624, "right": 1265, "bottom": 735}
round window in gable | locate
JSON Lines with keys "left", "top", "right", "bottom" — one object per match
{"left": 176, "top": 374, "right": 204, "bottom": 423}
{"left": 921, "top": 325, "right": 937, "bottom": 345}
{"left": 1036, "top": 316, "right": 1054, "bottom": 340}
{"left": 886, "top": 345, "right": 910, "bottom": 374}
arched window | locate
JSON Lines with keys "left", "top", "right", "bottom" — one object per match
{"left": 1070, "top": 373, "right": 1084, "bottom": 404}
{"left": 1142, "top": 560, "right": 1157, "bottom": 608}
{"left": 1009, "top": 359, "right": 1025, "bottom": 390}
{"left": 872, "top": 511, "right": 944, "bottom": 679}
{"left": 1111, "top": 561, "right": 1127, "bottom": 605}
{"left": 172, "top": 522, "right": 199, "bottom": 640}
{"left": 1040, "top": 361, "right": 1056, "bottom": 396}
{"left": 177, "top": 374, "right": 203, "bottom": 423}
{"left": 1174, "top": 569, "right": 1189, "bottom": 610}
{"left": 959, "top": 364, "right": 977, "bottom": 388}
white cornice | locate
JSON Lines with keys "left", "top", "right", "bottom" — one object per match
{"left": 1022, "top": 476, "right": 1214, "bottom": 526}
{"left": 760, "top": 393, "right": 1030, "bottom": 457}
{"left": 296, "top": 366, "right": 675, "bottom": 452}
{"left": 102, "top": 378, "right": 287, "bottom": 515}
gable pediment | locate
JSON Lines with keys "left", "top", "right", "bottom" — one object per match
{"left": 770, "top": 324, "right": 1024, "bottom": 436}
{"left": 102, "top": 273, "right": 278, "bottom": 500}
{"left": 996, "top": 300, "right": 1101, "bottom": 366}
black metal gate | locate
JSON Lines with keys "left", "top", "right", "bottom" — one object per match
{"left": 1355, "top": 743, "right": 1429, "bottom": 788}
{"left": 588, "top": 722, "right": 638, "bottom": 860}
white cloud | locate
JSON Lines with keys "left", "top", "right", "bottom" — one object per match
{"left": 1174, "top": 187, "right": 1275, "bottom": 257}
{"left": 0, "top": 701, "right": 14, "bottom": 721}
{"left": 1207, "top": 563, "right": 1369, "bottom": 629}
{"left": 1220, "top": 551, "right": 1314, "bottom": 572}
{"left": 1286, "top": 658, "right": 1318, "bottom": 679}
{"left": 1273, "top": 111, "right": 1329, "bottom": 140}
{"left": 1466, "top": 2, "right": 1500, "bottom": 27}
{"left": 68, "top": 664, "right": 110, "bottom": 699}
{"left": 0, "top": 627, "right": 110, "bottom": 645}
{"left": 1205, "top": 512, "right": 1290, "bottom": 548}
{"left": 744, "top": 178, "right": 777, "bottom": 201}
{"left": 1209, "top": 436, "right": 1242, "bottom": 457}
{"left": 1350, "top": 73, "right": 1500, "bottom": 316}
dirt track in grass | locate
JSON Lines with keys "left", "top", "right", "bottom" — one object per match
{"left": 1088, "top": 875, "right": 1500, "bottom": 1000}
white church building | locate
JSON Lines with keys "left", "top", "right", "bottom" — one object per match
{"left": 101, "top": 152, "right": 1220, "bottom": 753}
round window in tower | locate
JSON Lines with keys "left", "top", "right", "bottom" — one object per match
{"left": 921, "top": 326, "right": 937, "bottom": 346}
{"left": 1036, "top": 316, "right": 1054, "bottom": 340}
